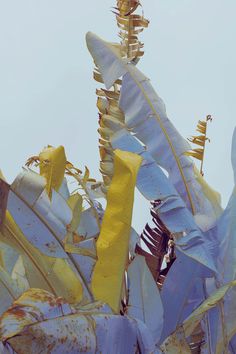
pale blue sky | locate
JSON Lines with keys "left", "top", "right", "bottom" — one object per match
{"left": 0, "top": 0, "right": 235, "bottom": 232}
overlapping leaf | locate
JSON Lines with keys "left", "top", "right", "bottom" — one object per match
{"left": 161, "top": 280, "right": 236, "bottom": 353}
{"left": 0, "top": 288, "right": 157, "bottom": 354}
{"left": 0, "top": 1, "right": 234, "bottom": 353}
{"left": 127, "top": 255, "right": 163, "bottom": 343}
{"left": 110, "top": 128, "right": 217, "bottom": 343}
{"left": 204, "top": 128, "right": 236, "bottom": 353}
{"left": 0, "top": 160, "right": 102, "bottom": 304}
{"left": 86, "top": 32, "right": 222, "bottom": 227}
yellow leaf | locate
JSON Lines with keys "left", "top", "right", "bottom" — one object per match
{"left": 64, "top": 243, "right": 96, "bottom": 259}
{"left": 196, "top": 127, "right": 206, "bottom": 134}
{"left": 1, "top": 212, "right": 83, "bottom": 304}
{"left": 97, "top": 97, "right": 108, "bottom": 114}
{"left": 188, "top": 136, "right": 206, "bottom": 147}
{"left": 185, "top": 151, "right": 203, "bottom": 161}
{"left": 192, "top": 148, "right": 204, "bottom": 154}
{"left": 39, "top": 146, "right": 66, "bottom": 199}
{"left": 197, "top": 120, "right": 207, "bottom": 128}
{"left": 51, "top": 258, "right": 83, "bottom": 304}
{"left": 0, "top": 170, "right": 6, "bottom": 180}
{"left": 193, "top": 135, "right": 206, "bottom": 141}
{"left": 83, "top": 166, "right": 90, "bottom": 184}
{"left": 91, "top": 149, "right": 142, "bottom": 313}
{"left": 63, "top": 193, "right": 83, "bottom": 245}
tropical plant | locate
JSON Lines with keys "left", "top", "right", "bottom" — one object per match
{"left": 0, "top": 1, "right": 235, "bottom": 353}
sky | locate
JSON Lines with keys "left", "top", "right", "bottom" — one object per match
{"left": 0, "top": 0, "right": 235, "bottom": 233}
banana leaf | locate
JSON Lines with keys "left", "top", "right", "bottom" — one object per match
{"left": 91, "top": 149, "right": 142, "bottom": 313}
{"left": 161, "top": 280, "right": 236, "bottom": 353}
{"left": 160, "top": 253, "right": 209, "bottom": 343}
{"left": 0, "top": 265, "right": 25, "bottom": 316}
{"left": 0, "top": 242, "right": 19, "bottom": 275}
{"left": 204, "top": 128, "right": 236, "bottom": 353}
{"left": 0, "top": 174, "right": 95, "bottom": 303}
{"left": 11, "top": 170, "right": 100, "bottom": 285}
{"left": 20, "top": 163, "right": 101, "bottom": 241}
{"left": 11, "top": 256, "right": 29, "bottom": 293}
{"left": 38, "top": 145, "right": 67, "bottom": 199}
{"left": 12, "top": 170, "right": 75, "bottom": 242}
{"left": 86, "top": 32, "right": 222, "bottom": 225}
{"left": 111, "top": 127, "right": 217, "bottom": 343}
{"left": 129, "top": 227, "right": 140, "bottom": 257}
{"left": 0, "top": 288, "right": 158, "bottom": 354}
{"left": 111, "top": 129, "right": 216, "bottom": 272}
{"left": 0, "top": 212, "right": 85, "bottom": 304}
{"left": 127, "top": 255, "right": 163, "bottom": 343}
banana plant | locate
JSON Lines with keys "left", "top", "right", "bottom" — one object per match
{"left": 0, "top": 1, "right": 235, "bottom": 353}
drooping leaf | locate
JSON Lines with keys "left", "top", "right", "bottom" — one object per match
{"left": 86, "top": 32, "right": 222, "bottom": 224}
{"left": 91, "top": 149, "right": 142, "bottom": 313}
{"left": 111, "top": 129, "right": 216, "bottom": 272}
{"left": 87, "top": 32, "right": 127, "bottom": 89}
